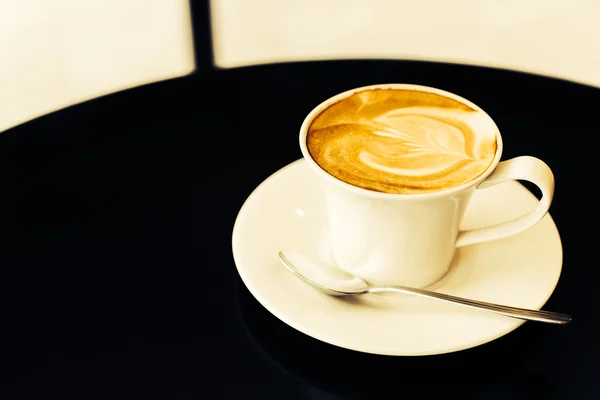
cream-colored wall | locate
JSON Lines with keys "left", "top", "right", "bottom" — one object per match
{"left": 0, "top": 0, "right": 195, "bottom": 133}
{"left": 2, "top": 1, "right": 597, "bottom": 133}
{"left": 211, "top": 0, "right": 600, "bottom": 87}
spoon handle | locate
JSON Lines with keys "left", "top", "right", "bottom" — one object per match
{"left": 369, "top": 286, "right": 571, "bottom": 324}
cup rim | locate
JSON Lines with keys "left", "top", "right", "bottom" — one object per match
{"left": 299, "top": 83, "right": 504, "bottom": 200}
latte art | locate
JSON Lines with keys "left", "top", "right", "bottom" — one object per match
{"left": 307, "top": 89, "right": 498, "bottom": 194}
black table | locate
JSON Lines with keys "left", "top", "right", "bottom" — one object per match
{"left": 1, "top": 16, "right": 598, "bottom": 399}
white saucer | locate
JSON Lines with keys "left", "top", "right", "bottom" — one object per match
{"left": 232, "top": 159, "right": 563, "bottom": 356}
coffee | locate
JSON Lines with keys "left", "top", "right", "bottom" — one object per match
{"left": 306, "top": 88, "right": 498, "bottom": 194}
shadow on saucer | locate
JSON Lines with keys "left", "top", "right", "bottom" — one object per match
{"left": 236, "top": 279, "right": 559, "bottom": 399}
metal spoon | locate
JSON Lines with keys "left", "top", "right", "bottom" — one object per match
{"left": 279, "top": 250, "right": 571, "bottom": 325}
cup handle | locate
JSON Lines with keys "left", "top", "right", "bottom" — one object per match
{"left": 455, "top": 156, "right": 555, "bottom": 247}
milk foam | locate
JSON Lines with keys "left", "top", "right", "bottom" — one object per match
{"left": 306, "top": 89, "right": 498, "bottom": 194}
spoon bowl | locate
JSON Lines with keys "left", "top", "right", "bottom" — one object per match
{"left": 279, "top": 250, "right": 368, "bottom": 296}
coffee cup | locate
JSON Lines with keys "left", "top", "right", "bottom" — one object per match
{"left": 299, "top": 84, "right": 554, "bottom": 288}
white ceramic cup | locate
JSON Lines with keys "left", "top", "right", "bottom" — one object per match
{"left": 299, "top": 84, "right": 554, "bottom": 288}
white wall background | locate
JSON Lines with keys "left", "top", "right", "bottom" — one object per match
{"left": 211, "top": 0, "right": 600, "bottom": 87}
{"left": 2, "top": 0, "right": 598, "bottom": 133}
{"left": 0, "top": 0, "right": 195, "bottom": 132}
